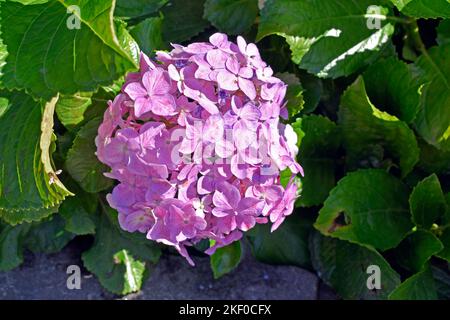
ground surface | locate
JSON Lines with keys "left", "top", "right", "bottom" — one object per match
{"left": 0, "top": 239, "right": 337, "bottom": 300}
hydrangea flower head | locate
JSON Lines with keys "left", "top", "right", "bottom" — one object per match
{"left": 96, "top": 33, "right": 303, "bottom": 265}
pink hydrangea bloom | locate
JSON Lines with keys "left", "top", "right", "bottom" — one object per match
{"left": 96, "top": 33, "right": 303, "bottom": 266}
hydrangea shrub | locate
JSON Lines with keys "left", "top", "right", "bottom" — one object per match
{"left": 1, "top": 0, "right": 449, "bottom": 299}
{"left": 96, "top": 33, "right": 303, "bottom": 264}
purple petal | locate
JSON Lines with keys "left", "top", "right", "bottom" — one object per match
{"left": 150, "top": 94, "right": 177, "bottom": 116}
{"left": 143, "top": 68, "right": 171, "bottom": 96}
{"left": 236, "top": 214, "right": 256, "bottom": 232}
{"left": 124, "top": 82, "right": 147, "bottom": 100}
{"left": 217, "top": 70, "right": 239, "bottom": 91}
{"left": 212, "top": 208, "right": 230, "bottom": 218}
{"left": 238, "top": 197, "right": 263, "bottom": 211}
{"left": 237, "top": 36, "right": 247, "bottom": 55}
{"left": 238, "top": 66, "right": 253, "bottom": 79}
{"left": 206, "top": 49, "right": 227, "bottom": 68}
{"left": 238, "top": 77, "right": 256, "bottom": 100}
{"left": 225, "top": 57, "right": 240, "bottom": 75}
{"left": 240, "top": 102, "right": 261, "bottom": 121}
{"left": 134, "top": 97, "right": 152, "bottom": 117}
{"left": 167, "top": 64, "right": 181, "bottom": 81}
{"left": 209, "top": 33, "right": 228, "bottom": 47}
{"left": 231, "top": 153, "right": 248, "bottom": 179}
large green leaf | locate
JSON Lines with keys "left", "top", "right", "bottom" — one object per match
{"left": 0, "top": 0, "right": 137, "bottom": 99}
{"left": 437, "top": 19, "right": 450, "bottom": 45}
{"left": 414, "top": 44, "right": 450, "bottom": 150}
{"left": 55, "top": 85, "right": 119, "bottom": 132}
{"left": 210, "top": 240, "right": 242, "bottom": 279}
{"left": 247, "top": 213, "right": 312, "bottom": 268}
{"left": 437, "top": 228, "right": 450, "bottom": 262}
{"left": 338, "top": 77, "right": 419, "bottom": 177}
{"left": 204, "top": 0, "right": 258, "bottom": 35}
{"left": 59, "top": 192, "right": 96, "bottom": 235}
{"left": 0, "top": 92, "right": 72, "bottom": 225}
{"left": 389, "top": 264, "right": 438, "bottom": 300}
{"left": 24, "top": 214, "right": 74, "bottom": 254}
{"left": 258, "top": 0, "right": 395, "bottom": 78}
{"left": 418, "top": 138, "right": 450, "bottom": 175}
{"left": 65, "top": 117, "right": 113, "bottom": 193}
{"left": 276, "top": 72, "right": 304, "bottom": 118}
{"left": 310, "top": 232, "right": 400, "bottom": 300}
{"left": 446, "top": 193, "right": 450, "bottom": 225}
{"left": 409, "top": 174, "right": 447, "bottom": 229}
{"left": 0, "top": 223, "right": 30, "bottom": 271}
{"left": 161, "top": 0, "right": 209, "bottom": 43}
{"left": 113, "top": 249, "right": 146, "bottom": 294}
{"left": 55, "top": 93, "right": 93, "bottom": 131}
{"left": 130, "top": 16, "right": 166, "bottom": 54}
{"left": 297, "top": 115, "right": 340, "bottom": 207}
{"left": 115, "top": 0, "right": 168, "bottom": 19}
{"left": 390, "top": 0, "right": 450, "bottom": 18}
{"left": 82, "top": 209, "right": 161, "bottom": 295}
{"left": 363, "top": 56, "right": 422, "bottom": 123}
{"left": 432, "top": 265, "right": 450, "bottom": 299}
{"left": 395, "top": 230, "right": 443, "bottom": 273}
{"left": 314, "top": 169, "right": 413, "bottom": 251}
{"left": 298, "top": 71, "right": 323, "bottom": 113}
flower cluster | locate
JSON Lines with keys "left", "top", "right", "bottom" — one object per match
{"left": 96, "top": 33, "right": 303, "bottom": 265}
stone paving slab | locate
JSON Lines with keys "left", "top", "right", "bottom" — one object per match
{"left": 0, "top": 239, "right": 337, "bottom": 300}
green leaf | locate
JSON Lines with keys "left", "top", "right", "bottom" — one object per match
{"left": 409, "top": 174, "right": 447, "bottom": 228}
{"left": 247, "top": 213, "right": 312, "bottom": 268}
{"left": 258, "top": 35, "right": 292, "bottom": 72}
{"left": 6, "top": 0, "right": 49, "bottom": 4}
{"left": 65, "top": 117, "right": 113, "bottom": 193}
{"left": 113, "top": 249, "right": 146, "bottom": 294}
{"left": 55, "top": 85, "right": 120, "bottom": 132}
{"left": 258, "top": 0, "right": 395, "bottom": 78}
{"left": 55, "top": 93, "right": 93, "bottom": 131}
{"left": 0, "top": 223, "right": 30, "bottom": 271}
{"left": 130, "top": 16, "right": 166, "bottom": 54}
{"left": 418, "top": 138, "right": 450, "bottom": 174}
{"left": 204, "top": 0, "right": 258, "bottom": 35}
{"left": 437, "top": 228, "right": 450, "bottom": 262}
{"left": 389, "top": 264, "right": 438, "bottom": 300}
{"left": 0, "top": 0, "right": 137, "bottom": 99}
{"left": 446, "top": 193, "right": 450, "bottom": 225}
{"left": 115, "top": 0, "right": 168, "bottom": 19}
{"left": 161, "top": 0, "right": 209, "bottom": 43}
{"left": 298, "top": 72, "right": 323, "bottom": 113}
{"left": 210, "top": 240, "right": 242, "bottom": 279}
{"left": 276, "top": 72, "right": 304, "bottom": 118}
{"left": 314, "top": 169, "right": 413, "bottom": 251}
{"left": 24, "top": 214, "right": 74, "bottom": 254}
{"left": 82, "top": 210, "right": 161, "bottom": 295}
{"left": 0, "top": 36, "right": 6, "bottom": 83}
{"left": 363, "top": 56, "right": 422, "bottom": 123}
{"left": 284, "top": 36, "right": 316, "bottom": 65}
{"left": 437, "top": 20, "right": 450, "bottom": 46}
{"left": 59, "top": 192, "right": 96, "bottom": 235}
{"left": 310, "top": 232, "right": 401, "bottom": 300}
{"left": 0, "top": 92, "right": 72, "bottom": 225}
{"left": 390, "top": 0, "right": 450, "bottom": 18}
{"left": 431, "top": 265, "right": 450, "bottom": 299}
{"left": 414, "top": 44, "right": 450, "bottom": 150}
{"left": 297, "top": 115, "right": 340, "bottom": 207}
{"left": 395, "top": 230, "right": 443, "bottom": 273}
{"left": 338, "top": 77, "right": 419, "bottom": 177}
